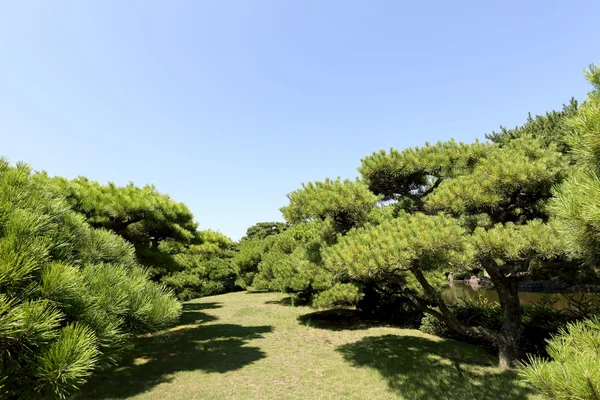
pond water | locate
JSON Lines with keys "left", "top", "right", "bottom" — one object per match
{"left": 442, "top": 283, "right": 600, "bottom": 310}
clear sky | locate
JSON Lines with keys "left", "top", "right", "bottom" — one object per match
{"left": 1, "top": 1, "right": 598, "bottom": 240}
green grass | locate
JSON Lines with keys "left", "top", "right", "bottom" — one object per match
{"left": 76, "top": 291, "right": 538, "bottom": 400}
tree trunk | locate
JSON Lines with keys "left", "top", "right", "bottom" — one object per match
{"left": 487, "top": 268, "right": 522, "bottom": 370}
{"left": 410, "top": 265, "right": 523, "bottom": 370}
{"left": 409, "top": 267, "right": 502, "bottom": 342}
{"left": 498, "top": 337, "right": 520, "bottom": 370}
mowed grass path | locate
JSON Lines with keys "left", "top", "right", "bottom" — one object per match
{"left": 76, "top": 291, "right": 538, "bottom": 400}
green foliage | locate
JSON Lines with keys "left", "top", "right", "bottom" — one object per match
{"left": 551, "top": 171, "right": 600, "bottom": 263}
{"left": 252, "top": 220, "right": 332, "bottom": 296}
{"left": 323, "top": 212, "right": 468, "bottom": 330}
{"left": 519, "top": 317, "right": 600, "bottom": 399}
{"left": 470, "top": 220, "right": 567, "bottom": 274}
{"left": 241, "top": 221, "right": 287, "bottom": 241}
{"left": 325, "top": 212, "right": 471, "bottom": 281}
{"left": 359, "top": 140, "right": 490, "bottom": 206}
{"left": 173, "top": 230, "right": 236, "bottom": 268}
{"left": 234, "top": 236, "right": 275, "bottom": 288}
{"left": 194, "top": 230, "right": 236, "bottom": 253}
{"left": 33, "top": 323, "right": 99, "bottom": 399}
{"left": 0, "top": 159, "right": 181, "bottom": 399}
{"left": 162, "top": 258, "right": 239, "bottom": 301}
{"left": 420, "top": 298, "right": 502, "bottom": 352}
{"left": 309, "top": 283, "right": 363, "bottom": 309}
{"left": 426, "top": 135, "right": 566, "bottom": 223}
{"left": 366, "top": 204, "right": 397, "bottom": 225}
{"left": 551, "top": 65, "right": 600, "bottom": 266}
{"left": 356, "top": 281, "right": 424, "bottom": 327}
{"left": 162, "top": 230, "right": 239, "bottom": 300}
{"left": 519, "top": 69, "right": 600, "bottom": 395}
{"left": 281, "top": 178, "right": 381, "bottom": 234}
{"left": 161, "top": 273, "right": 224, "bottom": 302}
{"left": 486, "top": 98, "right": 579, "bottom": 155}
{"left": 52, "top": 177, "right": 198, "bottom": 246}
{"left": 48, "top": 176, "right": 198, "bottom": 278}
{"left": 78, "top": 228, "right": 138, "bottom": 268}
{"left": 420, "top": 295, "right": 600, "bottom": 360}
{"left": 83, "top": 263, "right": 181, "bottom": 334}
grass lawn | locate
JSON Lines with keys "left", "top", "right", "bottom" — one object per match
{"left": 76, "top": 291, "right": 539, "bottom": 400}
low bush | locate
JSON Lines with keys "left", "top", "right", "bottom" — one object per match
{"left": 312, "top": 283, "right": 363, "bottom": 309}
{"left": 357, "top": 282, "right": 424, "bottom": 328}
{"left": 161, "top": 258, "right": 239, "bottom": 301}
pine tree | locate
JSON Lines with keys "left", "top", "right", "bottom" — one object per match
{"left": 234, "top": 235, "right": 276, "bottom": 288}
{"left": 163, "top": 230, "right": 239, "bottom": 300}
{"left": 253, "top": 179, "right": 381, "bottom": 306}
{"left": 551, "top": 65, "right": 600, "bottom": 266}
{"left": 486, "top": 98, "right": 579, "bottom": 155}
{"left": 241, "top": 222, "right": 287, "bottom": 241}
{"left": 252, "top": 220, "right": 333, "bottom": 297}
{"left": 358, "top": 140, "right": 490, "bottom": 210}
{"left": 518, "top": 317, "right": 600, "bottom": 399}
{"left": 517, "top": 65, "right": 600, "bottom": 399}
{"left": 327, "top": 132, "right": 572, "bottom": 369}
{"left": 281, "top": 178, "right": 381, "bottom": 235}
{"left": 0, "top": 160, "right": 181, "bottom": 399}
{"left": 48, "top": 176, "right": 198, "bottom": 278}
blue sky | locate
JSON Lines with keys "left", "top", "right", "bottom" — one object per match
{"left": 1, "top": 1, "right": 598, "bottom": 240}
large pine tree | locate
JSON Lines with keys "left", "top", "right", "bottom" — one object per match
{"left": 518, "top": 65, "right": 600, "bottom": 398}
{"left": 0, "top": 161, "right": 181, "bottom": 399}
{"left": 328, "top": 134, "right": 572, "bottom": 369}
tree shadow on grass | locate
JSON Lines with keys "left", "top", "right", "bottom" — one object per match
{"left": 265, "top": 296, "right": 295, "bottom": 306}
{"left": 265, "top": 296, "right": 311, "bottom": 307}
{"left": 297, "top": 308, "right": 384, "bottom": 331}
{"left": 337, "top": 335, "right": 534, "bottom": 400}
{"left": 182, "top": 302, "right": 222, "bottom": 310}
{"left": 178, "top": 302, "right": 222, "bottom": 325}
{"left": 76, "top": 303, "right": 272, "bottom": 399}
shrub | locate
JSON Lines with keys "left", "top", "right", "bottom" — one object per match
{"left": 357, "top": 282, "right": 424, "bottom": 328}
{"left": 252, "top": 220, "right": 332, "bottom": 297}
{"left": 161, "top": 258, "right": 239, "bottom": 301}
{"left": 312, "top": 283, "right": 363, "bottom": 309}
{"left": 234, "top": 236, "right": 274, "bottom": 288}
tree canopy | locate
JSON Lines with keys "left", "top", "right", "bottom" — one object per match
{"left": 551, "top": 65, "right": 600, "bottom": 266}
{"left": 486, "top": 98, "right": 579, "bottom": 155}
{"left": 49, "top": 177, "right": 198, "bottom": 278}
{"left": 281, "top": 178, "right": 380, "bottom": 235}
{"left": 241, "top": 222, "right": 287, "bottom": 241}
{"left": 358, "top": 140, "right": 490, "bottom": 211}
{"left": 0, "top": 160, "right": 180, "bottom": 399}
